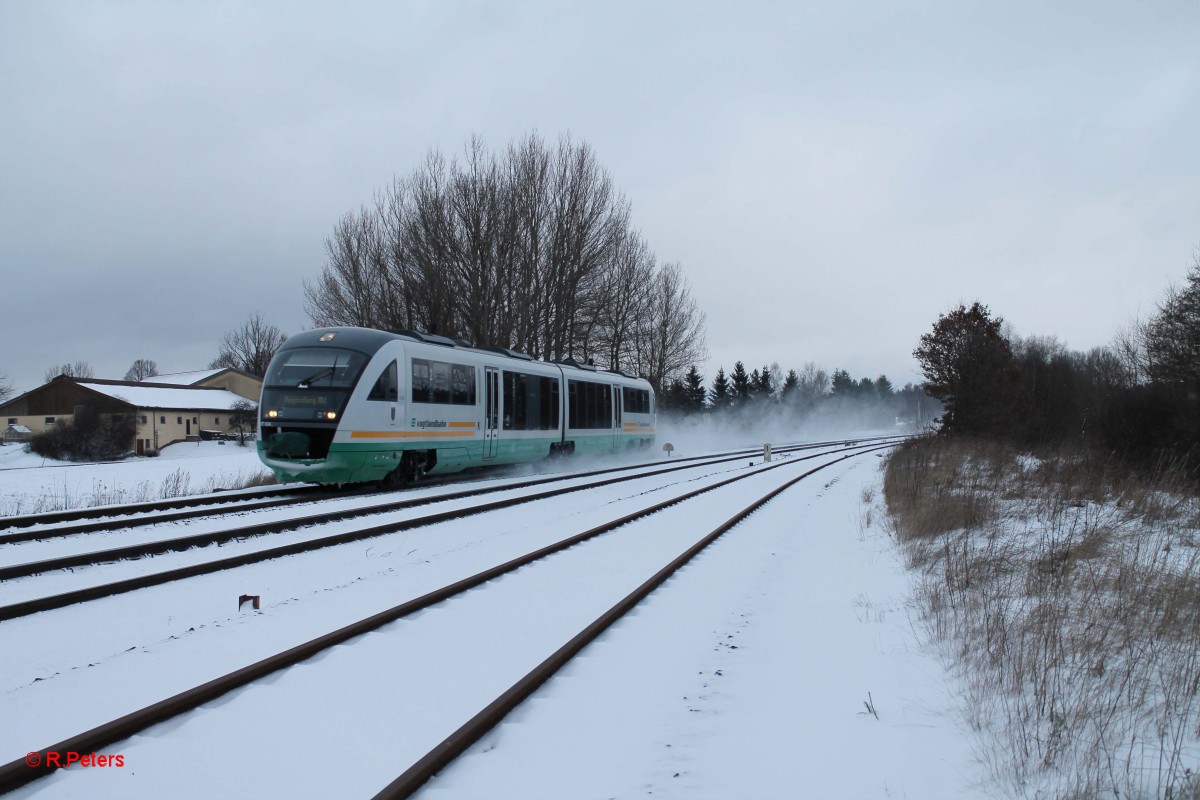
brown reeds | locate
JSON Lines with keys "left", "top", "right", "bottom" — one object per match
{"left": 884, "top": 436, "right": 1200, "bottom": 799}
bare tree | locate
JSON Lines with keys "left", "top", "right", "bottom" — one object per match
{"left": 210, "top": 313, "right": 287, "bottom": 378}
{"left": 1111, "top": 321, "right": 1149, "bottom": 386}
{"left": 542, "top": 135, "right": 626, "bottom": 361}
{"left": 124, "top": 359, "right": 159, "bottom": 381}
{"left": 632, "top": 261, "right": 708, "bottom": 393}
{"left": 797, "top": 362, "right": 831, "bottom": 402}
{"left": 0, "top": 372, "right": 13, "bottom": 403}
{"left": 304, "top": 206, "right": 392, "bottom": 329}
{"left": 589, "top": 228, "right": 655, "bottom": 372}
{"left": 302, "top": 131, "right": 707, "bottom": 375}
{"left": 44, "top": 361, "right": 94, "bottom": 383}
{"left": 229, "top": 399, "right": 257, "bottom": 446}
{"left": 504, "top": 134, "right": 552, "bottom": 355}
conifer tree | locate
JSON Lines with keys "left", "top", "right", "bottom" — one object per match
{"left": 730, "top": 361, "right": 751, "bottom": 404}
{"left": 757, "top": 364, "right": 774, "bottom": 399}
{"left": 662, "top": 377, "right": 689, "bottom": 412}
{"left": 684, "top": 365, "right": 706, "bottom": 413}
{"left": 830, "top": 369, "right": 855, "bottom": 397}
{"left": 709, "top": 367, "right": 731, "bottom": 411}
{"left": 781, "top": 369, "right": 800, "bottom": 401}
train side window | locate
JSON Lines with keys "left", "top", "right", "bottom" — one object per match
{"left": 431, "top": 361, "right": 451, "bottom": 403}
{"left": 413, "top": 357, "right": 476, "bottom": 405}
{"left": 569, "top": 380, "right": 614, "bottom": 429}
{"left": 622, "top": 387, "right": 649, "bottom": 414}
{"left": 450, "top": 364, "right": 476, "bottom": 405}
{"left": 541, "top": 378, "right": 560, "bottom": 429}
{"left": 411, "top": 359, "right": 432, "bottom": 403}
{"left": 503, "top": 372, "right": 557, "bottom": 429}
{"left": 369, "top": 360, "right": 398, "bottom": 401}
{"left": 503, "top": 371, "right": 525, "bottom": 430}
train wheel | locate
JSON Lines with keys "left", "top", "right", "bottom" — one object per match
{"left": 379, "top": 466, "right": 407, "bottom": 491}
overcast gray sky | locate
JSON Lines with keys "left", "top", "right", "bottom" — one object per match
{"left": 2, "top": 1, "right": 1197, "bottom": 395}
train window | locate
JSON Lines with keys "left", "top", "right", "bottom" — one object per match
{"left": 622, "top": 387, "right": 650, "bottom": 414}
{"left": 503, "top": 371, "right": 559, "bottom": 430}
{"left": 431, "top": 361, "right": 452, "bottom": 403}
{"left": 503, "top": 372, "right": 525, "bottom": 429}
{"left": 411, "top": 360, "right": 431, "bottom": 403}
{"left": 568, "top": 380, "right": 613, "bottom": 429}
{"left": 411, "top": 358, "right": 476, "bottom": 405}
{"left": 451, "top": 364, "right": 475, "bottom": 405}
{"left": 368, "top": 360, "right": 398, "bottom": 402}
{"left": 265, "top": 347, "right": 368, "bottom": 389}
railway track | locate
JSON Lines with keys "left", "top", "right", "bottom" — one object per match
{"left": 0, "top": 439, "right": 897, "bottom": 797}
{"left": 0, "top": 437, "right": 872, "bottom": 544}
{"left": 0, "top": 437, "right": 905, "bottom": 621}
{"left": 0, "top": 484, "right": 328, "bottom": 537}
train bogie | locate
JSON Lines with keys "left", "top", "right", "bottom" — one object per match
{"left": 257, "top": 327, "right": 656, "bottom": 486}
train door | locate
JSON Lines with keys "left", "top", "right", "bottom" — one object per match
{"left": 484, "top": 367, "right": 499, "bottom": 460}
{"left": 612, "top": 385, "right": 621, "bottom": 451}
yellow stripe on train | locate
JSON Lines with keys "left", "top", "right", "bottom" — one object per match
{"left": 350, "top": 430, "right": 476, "bottom": 439}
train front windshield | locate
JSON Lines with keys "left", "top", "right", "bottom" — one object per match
{"left": 261, "top": 347, "right": 369, "bottom": 422}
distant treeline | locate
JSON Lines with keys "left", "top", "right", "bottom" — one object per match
{"left": 914, "top": 256, "right": 1200, "bottom": 470}
{"left": 657, "top": 360, "right": 939, "bottom": 430}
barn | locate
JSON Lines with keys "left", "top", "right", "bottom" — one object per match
{"left": 0, "top": 373, "right": 260, "bottom": 455}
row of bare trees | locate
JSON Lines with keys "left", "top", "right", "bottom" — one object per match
{"left": 304, "top": 133, "right": 706, "bottom": 392}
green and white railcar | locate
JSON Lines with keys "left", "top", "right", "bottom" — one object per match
{"left": 257, "top": 327, "right": 656, "bottom": 486}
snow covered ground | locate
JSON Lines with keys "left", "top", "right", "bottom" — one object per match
{"left": 0, "top": 441, "right": 271, "bottom": 517}
{"left": 0, "top": 432, "right": 992, "bottom": 798}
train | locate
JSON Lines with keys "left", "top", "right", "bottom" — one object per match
{"left": 256, "top": 327, "right": 657, "bottom": 486}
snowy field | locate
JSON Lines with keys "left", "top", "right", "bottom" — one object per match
{"left": 1, "top": 430, "right": 993, "bottom": 798}
{"left": 0, "top": 440, "right": 272, "bottom": 517}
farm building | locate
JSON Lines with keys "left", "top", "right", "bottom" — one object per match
{"left": 0, "top": 372, "right": 261, "bottom": 454}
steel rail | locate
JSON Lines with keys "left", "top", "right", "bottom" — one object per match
{"left": 0, "top": 435, "right": 890, "bottom": 544}
{"left": 0, "top": 484, "right": 326, "bottom": 534}
{"left": 0, "top": 488, "right": 359, "bottom": 545}
{"left": 0, "top": 437, "right": 904, "bottom": 591}
{"left": 0, "top": 442, "right": 896, "bottom": 796}
{"left": 374, "top": 448, "right": 870, "bottom": 799}
{"left": 0, "top": 447, "right": 790, "bottom": 576}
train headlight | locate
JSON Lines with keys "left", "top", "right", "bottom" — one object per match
{"left": 324, "top": 411, "right": 338, "bottom": 421}
{"left": 266, "top": 409, "right": 279, "bottom": 419}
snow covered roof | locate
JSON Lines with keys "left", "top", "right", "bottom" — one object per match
{"left": 78, "top": 382, "right": 255, "bottom": 411}
{"left": 142, "top": 369, "right": 226, "bottom": 386}
{"left": 5, "top": 424, "right": 32, "bottom": 434}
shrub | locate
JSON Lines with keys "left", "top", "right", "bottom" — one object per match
{"left": 27, "top": 410, "right": 136, "bottom": 461}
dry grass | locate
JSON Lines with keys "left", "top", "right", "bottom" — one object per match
{"left": 0, "top": 467, "right": 277, "bottom": 516}
{"left": 884, "top": 436, "right": 1200, "bottom": 799}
